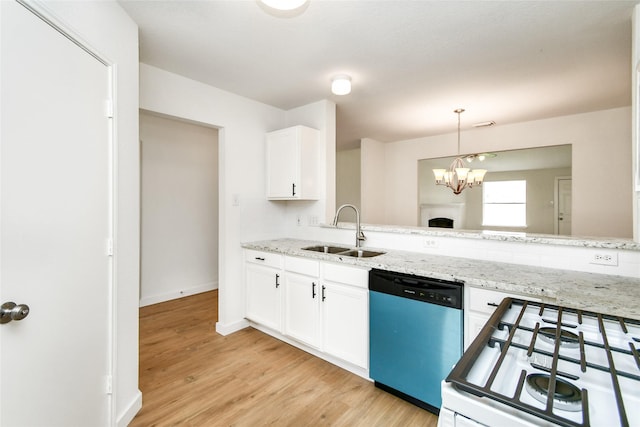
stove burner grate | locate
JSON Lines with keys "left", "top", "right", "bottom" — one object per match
{"left": 445, "top": 298, "right": 640, "bottom": 427}
{"left": 525, "top": 373, "right": 582, "bottom": 412}
{"left": 537, "top": 327, "right": 580, "bottom": 349}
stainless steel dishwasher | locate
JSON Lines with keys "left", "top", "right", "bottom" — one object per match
{"left": 369, "top": 268, "right": 463, "bottom": 414}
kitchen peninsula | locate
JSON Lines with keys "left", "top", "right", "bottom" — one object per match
{"left": 243, "top": 237, "right": 640, "bottom": 320}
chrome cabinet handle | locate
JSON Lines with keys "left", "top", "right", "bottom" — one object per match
{"left": 0, "top": 302, "right": 30, "bottom": 324}
{"left": 275, "top": 274, "right": 280, "bottom": 288}
{"left": 321, "top": 285, "right": 326, "bottom": 302}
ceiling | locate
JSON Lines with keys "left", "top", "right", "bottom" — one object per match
{"left": 119, "top": 0, "right": 638, "bottom": 150}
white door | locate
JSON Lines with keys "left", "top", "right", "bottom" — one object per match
{"left": 1, "top": 2, "right": 113, "bottom": 425}
{"left": 555, "top": 177, "right": 572, "bottom": 235}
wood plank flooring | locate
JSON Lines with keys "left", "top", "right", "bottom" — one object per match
{"left": 131, "top": 290, "right": 438, "bottom": 426}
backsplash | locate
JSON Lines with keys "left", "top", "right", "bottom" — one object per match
{"left": 289, "top": 223, "right": 640, "bottom": 278}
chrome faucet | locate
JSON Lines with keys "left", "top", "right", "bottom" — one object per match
{"left": 332, "top": 204, "right": 366, "bottom": 248}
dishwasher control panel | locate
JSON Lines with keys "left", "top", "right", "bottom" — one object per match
{"left": 369, "top": 268, "right": 463, "bottom": 309}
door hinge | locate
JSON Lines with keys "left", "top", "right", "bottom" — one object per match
{"left": 106, "top": 238, "right": 114, "bottom": 256}
{"left": 104, "top": 99, "right": 114, "bottom": 118}
{"left": 105, "top": 375, "right": 113, "bottom": 395}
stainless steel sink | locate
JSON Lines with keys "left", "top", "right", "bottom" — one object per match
{"left": 302, "top": 245, "right": 385, "bottom": 258}
{"left": 338, "top": 249, "right": 386, "bottom": 258}
{"left": 302, "top": 245, "right": 350, "bottom": 254}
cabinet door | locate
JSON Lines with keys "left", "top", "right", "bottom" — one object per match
{"left": 467, "top": 312, "right": 492, "bottom": 344}
{"left": 266, "top": 128, "right": 299, "bottom": 199}
{"left": 284, "top": 271, "right": 320, "bottom": 348}
{"left": 322, "top": 282, "right": 368, "bottom": 368}
{"left": 246, "top": 263, "right": 282, "bottom": 331}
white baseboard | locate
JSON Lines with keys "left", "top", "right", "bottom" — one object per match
{"left": 139, "top": 281, "right": 218, "bottom": 307}
{"left": 117, "top": 389, "right": 142, "bottom": 427}
{"left": 249, "top": 322, "right": 370, "bottom": 380}
{"left": 215, "top": 318, "right": 250, "bottom": 336}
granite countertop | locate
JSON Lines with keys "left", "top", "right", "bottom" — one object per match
{"left": 242, "top": 238, "right": 640, "bottom": 321}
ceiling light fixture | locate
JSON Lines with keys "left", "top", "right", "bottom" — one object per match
{"left": 259, "top": 0, "right": 308, "bottom": 11}
{"left": 472, "top": 120, "right": 496, "bottom": 128}
{"left": 331, "top": 75, "right": 352, "bottom": 95}
{"left": 432, "top": 109, "right": 487, "bottom": 195}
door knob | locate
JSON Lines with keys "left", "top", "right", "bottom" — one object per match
{"left": 0, "top": 302, "right": 30, "bottom": 324}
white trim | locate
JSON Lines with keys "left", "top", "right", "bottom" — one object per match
{"left": 139, "top": 281, "right": 219, "bottom": 307}
{"left": 17, "top": 0, "right": 112, "bottom": 65}
{"left": 215, "top": 318, "right": 250, "bottom": 336}
{"left": 116, "top": 390, "right": 142, "bottom": 427}
{"left": 554, "top": 176, "right": 572, "bottom": 235}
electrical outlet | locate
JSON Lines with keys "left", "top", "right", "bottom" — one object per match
{"left": 590, "top": 252, "right": 618, "bottom": 266}
{"left": 423, "top": 239, "right": 438, "bottom": 248}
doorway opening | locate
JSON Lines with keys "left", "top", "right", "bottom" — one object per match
{"left": 139, "top": 111, "right": 220, "bottom": 306}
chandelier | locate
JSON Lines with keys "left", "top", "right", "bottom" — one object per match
{"left": 432, "top": 109, "right": 487, "bottom": 195}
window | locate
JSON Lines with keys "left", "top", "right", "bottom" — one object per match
{"left": 482, "top": 180, "right": 526, "bottom": 227}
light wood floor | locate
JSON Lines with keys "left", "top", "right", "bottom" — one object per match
{"left": 131, "top": 290, "right": 438, "bottom": 426}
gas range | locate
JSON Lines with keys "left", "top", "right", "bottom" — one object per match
{"left": 439, "top": 298, "right": 640, "bottom": 427}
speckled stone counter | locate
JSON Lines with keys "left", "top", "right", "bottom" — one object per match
{"left": 242, "top": 238, "right": 640, "bottom": 320}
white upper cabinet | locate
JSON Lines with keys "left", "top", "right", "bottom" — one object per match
{"left": 266, "top": 125, "right": 319, "bottom": 200}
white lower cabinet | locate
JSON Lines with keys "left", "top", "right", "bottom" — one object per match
{"left": 283, "top": 256, "right": 321, "bottom": 348}
{"left": 245, "top": 250, "right": 369, "bottom": 374}
{"left": 465, "top": 286, "right": 541, "bottom": 349}
{"left": 245, "top": 250, "right": 283, "bottom": 332}
{"left": 322, "top": 280, "right": 368, "bottom": 368}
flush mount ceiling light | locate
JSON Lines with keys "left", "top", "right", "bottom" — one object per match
{"left": 331, "top": 75, "right": 352, "bottom": 95}
{"left": 432, "top": 109, "right": 488, "bottom": 195}
{"left": 259, "top": 0, "right": 308, "bottom": 11}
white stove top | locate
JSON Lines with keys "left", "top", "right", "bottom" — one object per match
{"left": 442, "top": 299, "right": 640, "bottom": 427}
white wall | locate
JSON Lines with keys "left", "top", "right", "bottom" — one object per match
{"left": 140, "top": 112, "right": 218, "bottom": 306}
{"left": 139, "top": 64, "right": 336, "bottom": 336}
{"left": 336, "top": 148, "right": 361, "bottom": 222}
{"left": 360, "top": 138, "right": 387, "bottom": 224}
{"left": 38, "top": 1, "right": 141, "bottom": 425}
{"left": 363, "top": 107, "right": 633, "bottom": 238}
{"left": 633, "top": 5, "right": 640, "bottom": 242}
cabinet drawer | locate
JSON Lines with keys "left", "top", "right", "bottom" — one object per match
{"left": 468, "top": 287, "right": 540, "bottom": 315}
{"left": 245, "top": 249, "right": 283, "bottom": 269}
{"left": 469, "top": 287, "right": 517, "bottom": 315}
{"left": 323, "top": 263, "right": 369, "bottom": 288}
{"left": 285, "top": 255, "right": 320, "bottom": 276}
